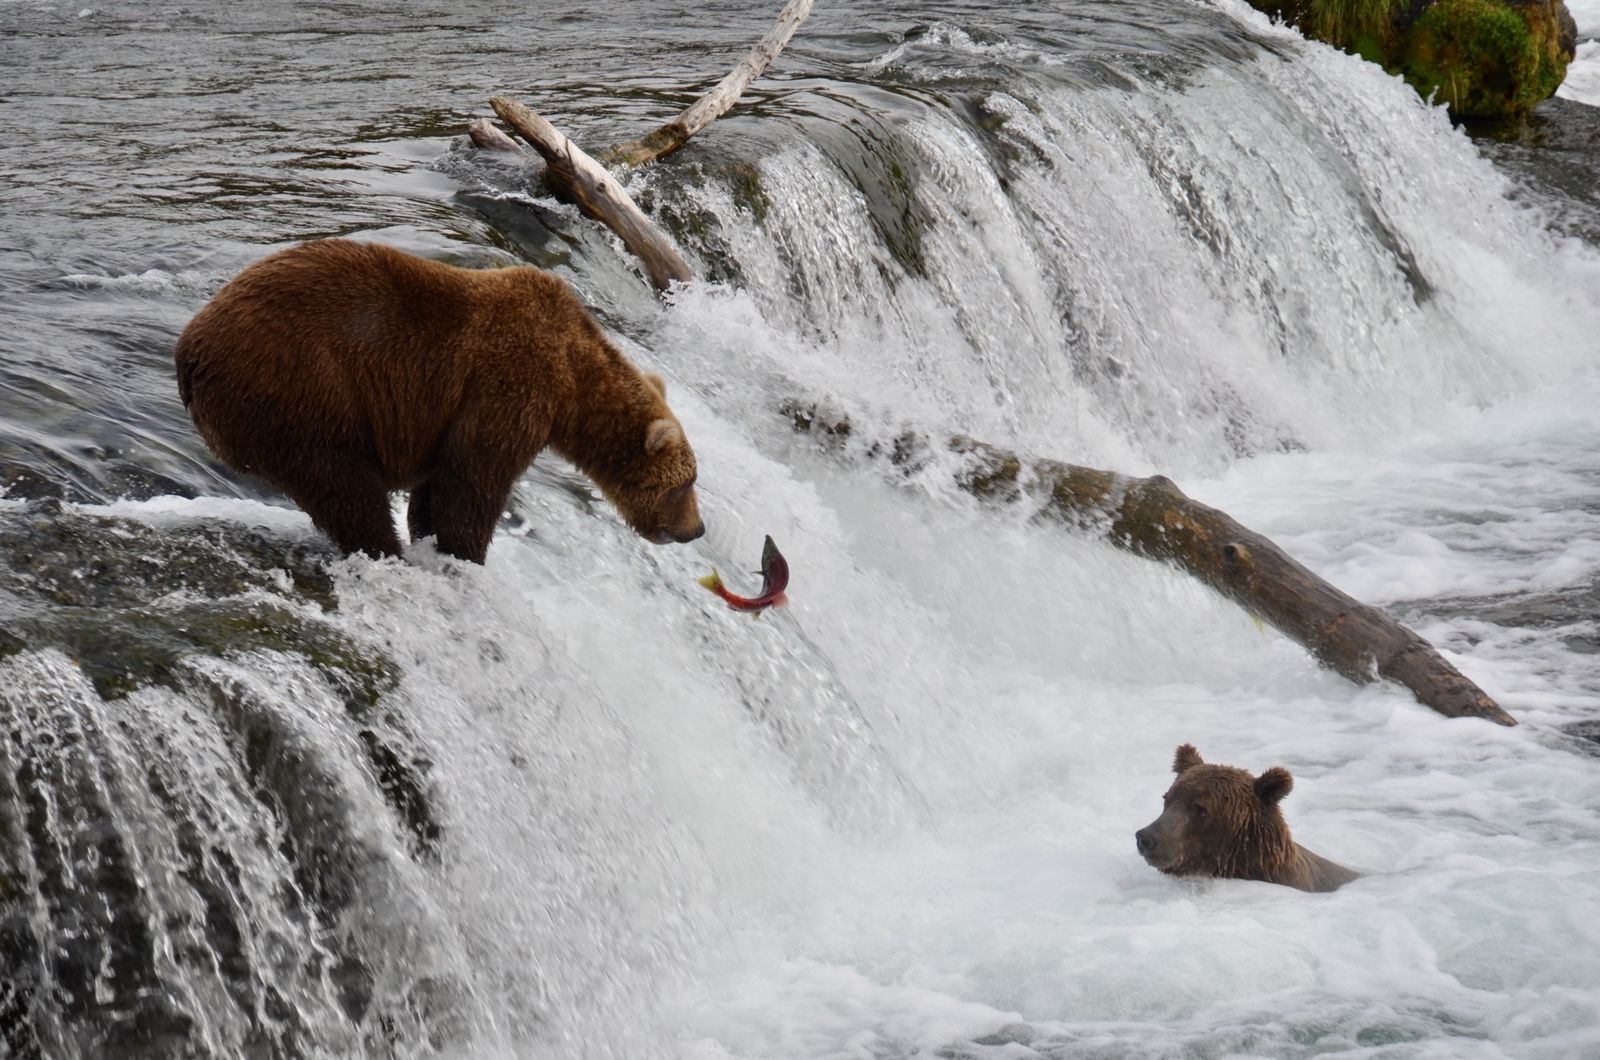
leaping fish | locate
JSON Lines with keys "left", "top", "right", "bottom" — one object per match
{"left": 699, "top": 535, "right": 790, "bottom": 616}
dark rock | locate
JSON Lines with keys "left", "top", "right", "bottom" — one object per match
{"left": 1562, "top": 720, "right": 1600, "bottom": 753}
{"left": 0, "top": 499, "right": 457, "bottom": 1055}
{"left": 1470, "top": 97, "right": 1600, "bottom": 247}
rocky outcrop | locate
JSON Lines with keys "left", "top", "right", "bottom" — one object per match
{"left": 1251, "top": 0, "right": 1578, "bottom": 119}
{"left": 0, "top": 499, "right": 454, "bottom": 1056}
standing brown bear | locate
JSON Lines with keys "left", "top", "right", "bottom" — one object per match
{"left": 175, "top": 240, "right": 704, "bottom": 563}
{"left": 1136, "top": 744, "right": 1359, "bottom": 893}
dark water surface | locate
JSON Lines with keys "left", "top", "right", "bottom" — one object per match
{"left": 1, "top": 1, "right": 1595, "bottom": 497}
{"left": 0, "top": 0, "right": 1283, "bottom": 502}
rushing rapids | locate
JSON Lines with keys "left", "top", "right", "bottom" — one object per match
{"left": 2, "top": 1, "right": 1599, "bottom": 1057}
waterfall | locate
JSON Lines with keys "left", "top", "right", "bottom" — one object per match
{"left": 4, "top": 2, "right": 1600, "bottom": 1057}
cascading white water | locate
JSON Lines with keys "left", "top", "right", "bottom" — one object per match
{"left": 1564, "top": 0, "right": 1600, "bottom": 104}
{"left": 655, "top": 10, "right": 1598, "bottom": 476}
{"left": 4, "top": 2, "right": 1600, "bottom": 1057}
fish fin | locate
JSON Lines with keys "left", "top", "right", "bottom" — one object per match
{"left": 698, "top": 567, "right": 723, "bottom": 592}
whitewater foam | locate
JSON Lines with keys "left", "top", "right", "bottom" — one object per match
{"left": 76, "top": 358, "right": 1600, "bottom": 1057}
{"left": 1559, "top": 41, "right": 1600, "bottom": 106}
{"left": 7, "top": 1, "right": 1600, "bottom": 1055}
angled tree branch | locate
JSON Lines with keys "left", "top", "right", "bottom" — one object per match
{"left": 469, "top": 1, "right": 810, "bottom": 292}
{"left": 604, "top": 0, "right": 815, "bottom": 167}
{"left": 489, "top": 95, "right": 692, "bottom": 292}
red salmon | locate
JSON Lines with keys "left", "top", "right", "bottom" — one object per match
{"left": 699, "top": 535, "right": 789, "bottom": 616}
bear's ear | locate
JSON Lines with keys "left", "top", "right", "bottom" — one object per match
{"left": 644, "top": 418, "right": 682, "bottom": 455}
{"left": 644, "top": 372, "right": 667, "bottom": 398}
{"left": 1254, "top": 766, "right": 1293, "bottom": 806}
{"left": 1173, "top": 744, "right": 1203, "bottom": 774}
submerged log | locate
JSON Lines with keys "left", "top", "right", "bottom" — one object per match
{"left": 489, "top": 95, "right": 692, "bottom": 292}
{"left": 784, "top": 403, "right": 1515, "bottom": 727}
{"left": 605, "top": 0, "right": 815, "bottom": 167}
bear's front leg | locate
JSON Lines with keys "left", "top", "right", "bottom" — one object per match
{"left": 429, "top": 466, "right": 520, "bottom": 565}
{"left": 280, "top": 462, "right": 404, "bottom": 560}
{"left": 424, "top": 410, "right": 545, "bottom": 564}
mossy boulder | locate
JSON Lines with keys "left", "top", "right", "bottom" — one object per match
{"left": 1401, "top": 0, "right": 1575, "bottom": 117}
{"left": 1249, "top": 0, "right": 1577, "bottom": 119}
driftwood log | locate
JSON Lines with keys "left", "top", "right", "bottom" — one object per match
{"left": 467, "top": 10, "right": 1515, "bottom": 727}
{"left": 784, "top": 404, "right": 1515, "bottom": 727}
{"left": 475, "top": 0, "right": 810, "bottom": 291}
{"left": 489, "top": 96, "right": 692, "bottom": 292}
{"left": 467, "top": 117, "right": 528, "bottom": 157}
{"left": 604, "top": 0, "right": 815, "bottom": 167}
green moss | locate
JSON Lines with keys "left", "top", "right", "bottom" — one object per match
{"left": 1299, "top": 0, "right": 1406, "bottom": 52}
{"left": 1400, "top": 0, "right": 1566, "bottom": 117}
{"left": 1349, "top": 29, "right": 1392, "bottom": 64}
{"left": 1516, "top": 1, "right": 1577, "bottom": 102}
{"left": 1244, "top": 0, "right": 1571, "bottom": 118}
{"left": 1247, "top": 0, "right": 1404, "bottom": 52}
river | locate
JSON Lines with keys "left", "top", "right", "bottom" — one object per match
{"left": 2, "top": 1, "right": 1600, "bottom": 1057}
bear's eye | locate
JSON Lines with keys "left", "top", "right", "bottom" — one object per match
{"left": 1192, "top": 803, "right": 1208, "bottom": 820}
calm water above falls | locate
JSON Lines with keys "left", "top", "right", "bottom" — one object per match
{"left": 3, "top": 1, "right": 1600, "bottom": 1057}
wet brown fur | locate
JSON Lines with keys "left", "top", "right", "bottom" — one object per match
{"left": 175, "top": 239, "right": 703, "bottom": 563}
{"left": 1135, "top": 744, "right": 1358, "bottom": 893}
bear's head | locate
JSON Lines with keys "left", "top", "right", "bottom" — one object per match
{"left": 1134, "top": 743, "right": 1296, "bottom": 882}
{"left": 599, "top": 372, "right": 704, "bottom": 545}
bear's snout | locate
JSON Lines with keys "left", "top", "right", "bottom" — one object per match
{"left": 1136, "top": 825, "right": 1157, "bottom": 859}
{"left": 650, "top": 520, "right": 704, "bottom": 545}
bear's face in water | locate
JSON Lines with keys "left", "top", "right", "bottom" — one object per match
{"left": 1135, "top": 743, "right": 1296, "bottom": 881}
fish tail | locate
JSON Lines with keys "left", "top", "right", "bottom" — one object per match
{"left": 698, "top": 567, "right": 724, "bottom": 593}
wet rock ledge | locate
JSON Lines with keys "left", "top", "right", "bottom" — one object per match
{"left": 0, "top": 499, "right": 455, "bottom": 1058}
